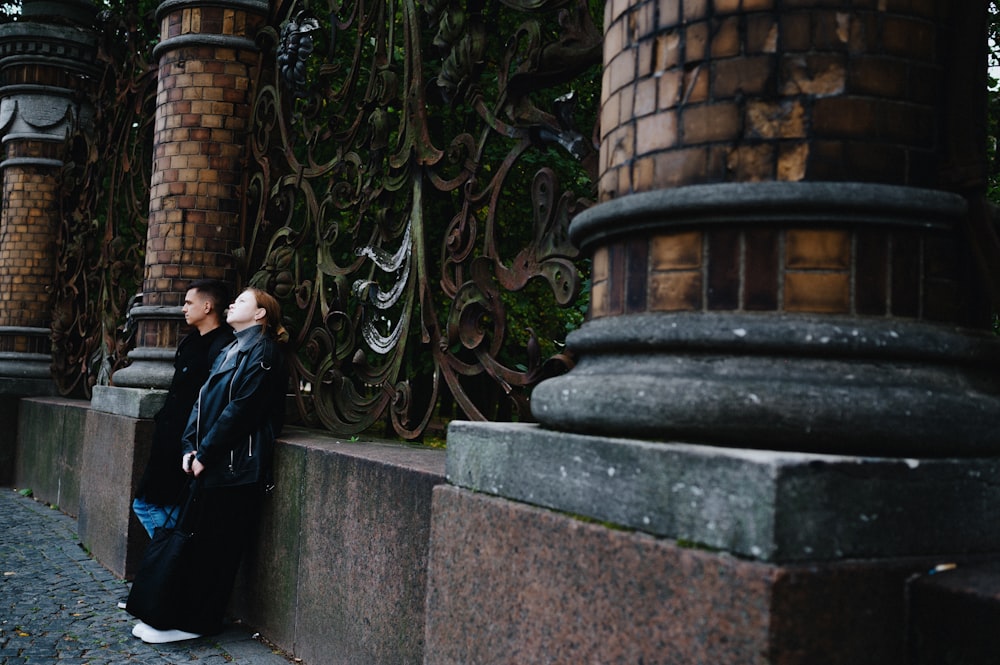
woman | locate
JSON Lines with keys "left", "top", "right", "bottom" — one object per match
{"left": 130, "top": 287, "right": 288, "bottom": 644}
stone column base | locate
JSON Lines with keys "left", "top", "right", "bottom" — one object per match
{"left": 425, "top": 484, "right": 950, "bottom": 665}
{"left": 446, "top": 421, "right": 1000, "bottom": 563}
{"left": 78, "top": 390, "right": 157, "bottom": 579}
{"left": 109, "top": 305, "right": 183, "bottom": 390}
{"left": 531, "top": 313, "right": 1000, "bottom": 457}
{"left": 533, "top": 182, "right": 1000, "bottom": 458}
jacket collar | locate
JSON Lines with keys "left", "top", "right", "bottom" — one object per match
{"left": 233, "top": 324, "right": 264, "bottom": 353}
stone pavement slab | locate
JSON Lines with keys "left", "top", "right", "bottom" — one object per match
{"left": 0, "top": 487, "right": 295, "bottom": 665}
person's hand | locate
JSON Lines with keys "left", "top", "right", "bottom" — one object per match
{"left": 191, "top": 457, "right": 205, "bottom": 478}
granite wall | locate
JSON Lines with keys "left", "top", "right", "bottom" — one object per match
{"left": 230, "top": 432, "right": 446, "bottom": 665}
{"left": 4, "top": 396, "right": 446, "bottom": 665}
{"left": 13, "top": 397, "right": 90, "bottom": 517}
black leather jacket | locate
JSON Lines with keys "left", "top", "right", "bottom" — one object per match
{"left": 181, "top": 325, "right": 286, "bottom": 489}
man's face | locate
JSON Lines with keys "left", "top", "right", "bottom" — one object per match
{"left": 182, "top": 288, "right": 212, "bottom": 329}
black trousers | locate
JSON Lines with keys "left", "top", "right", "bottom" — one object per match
{"left": 175, "top": 483, "right": 262, "bottom": 635}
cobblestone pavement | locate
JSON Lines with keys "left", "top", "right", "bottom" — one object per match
{"left": 0, "top": 487, "right": 295, "bottom": 665}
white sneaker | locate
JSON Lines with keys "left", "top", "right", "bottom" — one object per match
{"left": 132, "top": 621, "right": 153, "bottom": 638}
{"left": 140, "top": 627, "right": 202, "bottom": 644}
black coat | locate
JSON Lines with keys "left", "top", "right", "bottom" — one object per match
{"left": 136, "top": 325, "right": 233, "bottom": 504}
{"left": 182, "top": 325, "right": 287, "bottom": 489}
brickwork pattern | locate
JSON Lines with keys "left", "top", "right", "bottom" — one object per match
{"left": 141, "top": 4, "right": 265, "bottom": 349}
{"left": 586, "top": 1, "right": 984, "bottom": 326}
{"left": 589, "top": 225, "right": 979, "bottom": 322}
{"left": 599, "top": 1, "right": 944, "bottom": 200}
{"left": 0, "top": 140, "right": 61, "bottom": 333}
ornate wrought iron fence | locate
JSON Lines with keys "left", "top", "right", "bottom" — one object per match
{"left": 51, "top": 6, "right": 155, "bottom": 397}
{"left": 245, "top": 0, "right": 600, "bottom": 438}
{"left": 49, "top": 0, "right": 599, "bottom": 440}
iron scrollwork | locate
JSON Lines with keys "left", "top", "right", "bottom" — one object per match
{"left": 52, "top": 7, "right": 155, "bottom": 397}
{"left": 246, "top": 0, "right": 601, "bottom": 438}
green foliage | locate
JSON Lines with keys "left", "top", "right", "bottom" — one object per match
{"left": 418, "top": 0, "right": 600, "bottom": 372}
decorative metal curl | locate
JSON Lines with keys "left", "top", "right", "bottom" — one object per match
{"left": 242, "top": 0, "right": 600, "bottom": 439}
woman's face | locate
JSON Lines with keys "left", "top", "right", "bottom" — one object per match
{"left": 226, "top": 290, "right": 265, "bottom": 332}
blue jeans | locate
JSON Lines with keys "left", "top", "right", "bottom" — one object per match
{"left": 131, "top": 497, "right": 180, "bottom": 538}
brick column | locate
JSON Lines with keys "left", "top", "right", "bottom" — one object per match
{"left": 0, "top": 3, "right": 100, "bottom": 387}
{"left": 111, "top": 0, "right": 268, "bottom": 388}
{"left": 84, "top": 0, "right": 267, "bottom": 582}
{"left": 431, "top": 6, "right": 1000, "bottom": 662}
{"left": 531, "top": 1, "right": 1000, "bottom": 456}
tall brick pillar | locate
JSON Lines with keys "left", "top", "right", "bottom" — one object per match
{"left": 530, "top": 1, "right": 999, "bottom": 455}
{"left": 0, "top": 0, "right": 99, "bottom": 390}
{"left": 82, "top": 0, "right": 267, "bottom": 580}
{"left": 429, "top": 5, "right": 1000, "bottom": 663}
{"left": 0, "top": 0, "right": 99, "bottom": 485}
{"left": 109, "top": 0, "right": 268, "bottom": 390}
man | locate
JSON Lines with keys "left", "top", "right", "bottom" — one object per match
{"left": 131, "top": 279, "right": 234, "bottom": 537}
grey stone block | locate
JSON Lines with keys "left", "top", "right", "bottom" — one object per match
{"left": 90, "top": 384, "right": 167, "bottom": 418}
{"left": 446, "top": 421, "right": 1000, "bottom": 563}
{"left": 13, "top": 397, "right": 90, "bottom": 516}
{"left": 77, "top": 407, "right": 153, "bottom": 579}
{"left": 230, "top": 430, "right": 447, "bottom": 665}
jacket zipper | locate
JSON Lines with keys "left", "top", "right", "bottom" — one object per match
{"left": 227, "top": 354, "right": 249, "bottom": 473}
{"left": 195, "top": 389, "right": 201, "bottom": 444}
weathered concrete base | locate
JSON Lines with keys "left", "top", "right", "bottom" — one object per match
{"left": 90, "top": 384, "right": 167, "bottom": 418}
{"left": 424, "top": 484, "right": 946, "bottom": 665}
{"left": 228, "top": 429, "right": 447, "bottom": 665}
{"left": 0, "top": 377, "right": 59, "bottom": 487}
{"left": 77, "top": 405, "right": 154, "bottom": 579}
{"left": 447, "top": 421, "right": 1000, "bottom": 563}
{"left": 12, "top": 397, "right": 89, "bottom": 515}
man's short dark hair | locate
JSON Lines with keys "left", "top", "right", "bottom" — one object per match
{"left": 187, "top": 279, "right": 232, "bottom": 317}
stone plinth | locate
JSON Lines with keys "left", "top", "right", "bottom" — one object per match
{"left": 446, "top": 422, "right": 1000, "bottom": 563}
{"left": 77, "top": 406, "right": 154, "bottom": 579}
{"left": 230, "top": 429, "right": 446, "bottom": 665}
{"left": 12, "top": 397, "right": 89, "bottom": 516}
{"left": 428, "top": 420, "right": 1000, "bottom": 662}
{"left": 425, "top": 484, "right": 940, "bottom": 665}
{"left": 90, "top": 384, "right": 167, "bottom": 418}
